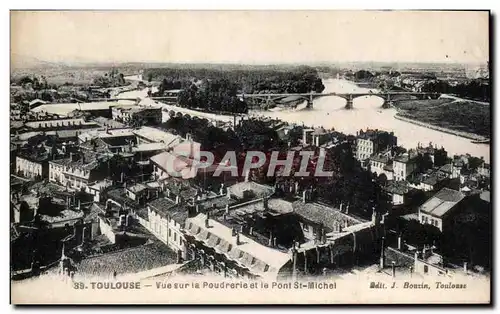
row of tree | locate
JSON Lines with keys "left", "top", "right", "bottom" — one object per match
{"left": 420, "top": 79, "right": 490, "bottom": 102}
{"left": 161, "top": 115, "right": 389, "bottom": 220}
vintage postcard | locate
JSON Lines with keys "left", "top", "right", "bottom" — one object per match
{"left": 10, "top": 10, "right": 491, "bottom": 304}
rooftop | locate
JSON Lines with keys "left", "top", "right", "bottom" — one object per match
{"left": 383, "top": 180, "right": 409, "bottom": 195}
{"left": 75, "top": 241, "right": 177, "bottom": 278}
{"left": 132, "top": 142, "right": 169, "bottom": 153}
{"left": 92, "top": 117, "right": 127, "bottom": 129}
{"left": 148, "top": 197, "right": 187, "bottom": 224}
{"left": 184, "top": 213, "right": 291, "bottom": 279}
{"left": 127, "top": 183, "right": 148, "bottom": 194}
{"left": 420, "top": 188, "right": 465, "bottom": 217}
{"left": 132, "top": 126, "right": 182, "bottom": 145}
{"left": 228, "top": 181, "right": 275, "bottom": 200}
{"left": 25, "top": 118, "right": 96, "bottom": 129}
{"left": 292, "top": 201, "right": 363, "bottom": 232}
{"left": 31, "top": 101, "right": 117, "bottom": 116}
{"left": 370, "top": 154, "right": 390, "bottom": 164}
{"left": 40, "top": 209, "right": 85, "bottom": 224}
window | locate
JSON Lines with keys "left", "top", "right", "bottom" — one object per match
{"left": 174, "top": 233, "right": 177, "bottom": 242}
{"left": 168, "top": 228, "right": 172, "bottom": 237}
{"left": 303, "top": 224, "right": 309, "bottom": 232}
{"left": 424, "top": 265, "right": 429, "bottom": 273}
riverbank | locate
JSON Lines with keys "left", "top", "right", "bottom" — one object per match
{"left": 394, "top": 113, "right": 488, "bottom": 142}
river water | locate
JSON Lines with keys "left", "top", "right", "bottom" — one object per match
{"left": 121, "top": 76, "right": 489, "bottom": 162}
{"left": 257, "top": 79, "right": 490, "bottom": 162}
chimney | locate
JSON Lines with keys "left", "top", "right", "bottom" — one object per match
{"left": 205, "top": 213, "right": 210, "bottom": 228}
{"left": 195, "top": 204, "right": 199, "bottom": 213}
{"left": 414, "top": 250, "right": 419, "bottom": 264}
{"left": 339, "top": 202, "right": 343, "bottom": 212}
{"left": 222, "top": 213, "right": 227, "bottom": 221}
{"left": 176, "top": 195, "right": 180, "bottom": 204}
{"left": 225, "top": 204, "right": 229, "bottom": 214}
{"left": 345, "top": 204, "right": 349, "bottom": 215}
{"left": 273, "top": 237, "right": 277, "bottom": 247}
{"left": 268, "top": 232, "right": 273, "bottom": 246}
{"left": 263, "top": 197, "right": 269, "bottom": 210}
{"left": 236, "top": 232, "right": 241, "bottom": 245}
{"left": 125, "top": 214, "right": 131, "bottom": 226}
{"left": 397, "top": 234, "right": 402, "bottom": 250}
{"left": 463, "top": 261, "right": 468, "bottom": 273}
{"left": 391, "top": 261, "right": 396, "bottom": 278}
{"left": 231, "top": 227, "right": 236, "bottom": 236}
{"left": 69, "top": 152, "right": 74, "bottom": 161}
{"left": 77, "top": 199, "right": 81, "bottom": 211}
{"left": 249, "top": 226, "right": 253, "bottom": 236}
{"left": 302, "top": 190, "right": 308, "bottom": 203}
{"left": 344, "top": 220, "right": 348, "bottom": 228}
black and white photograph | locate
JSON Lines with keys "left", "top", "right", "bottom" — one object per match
{"left": 9, "top": 10, "right": 491, "bottom": 304}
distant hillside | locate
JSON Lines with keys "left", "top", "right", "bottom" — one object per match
{"left": 10, "top": 54, "right": 68, "bottom": 70}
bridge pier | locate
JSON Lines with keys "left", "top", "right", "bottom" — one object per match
{"left": 345, "top": 95, "right": 354, "bottom": 110}
{"left": 306, "top": 94, "right": 314, "bottom": 109}
{"left": 382, "top": 94, "right": 393, "bottom": 109}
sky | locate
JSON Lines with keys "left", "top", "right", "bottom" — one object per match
{"left": 10, "top": 10, "right": 489, "bottom": 65}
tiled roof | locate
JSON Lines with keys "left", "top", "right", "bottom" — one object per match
{"left": 228, "top": 182, "right": 274, "bottom": 200}
{"left": 383, "top": 180, "right": 409, "bottom": 195}
{"left": 184, "top": 213, "right": 291, "bottom": 279}
{"left": 75, "top": 241, "right": 177, "bottom": 278}
{"left": 291, "top": 201, "right": 362, "bottom": 232}
{"left": 148, "top": 197, "right": 188, "bottom": 223}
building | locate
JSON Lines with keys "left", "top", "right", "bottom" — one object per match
{"left": 418, "top": 188, "right": 465, "bottom": 232}
{"left": 393, "top": 152, "right": 418, "bottom": 181}
{"left": 126, "top": 106, "right": 163, "bottom": 126}
{"left": 382, "top": 180, "right": 410, "bottom": 206}
{"left": 28, "top": 99, "right": 47, "bottom": 110}
{"left": 15, "top": 147, "right": 52, "bottom": 179}
{"left": 369, "top": 153, "right": 394, "bottom": 180}
{"left": 183, "top": 212, "right": 293, "bottom": 280}
{"left": 302, "top": 127, "right": 342, "bottom": 147}
{"left": 141, "top": 197, "right": 188, "bottom": 259}
{"left": 48, "top": 151, "right": 111, "bottom": 191}
{"left": 132, "top": 126, "right": 183, "bottom": 146}
{"left": 78, "top": 127, "right": 135, "bottom": 144}
{"left": 355, "top": 129, "right": 397, "bottom": 161}
{"left": 92, "top": 116, "right": 128, "bottom": 129}
{"left": 408, "top": 170, "right": 449, "bottom": 192}
{"left": 24, "top": 118, "right": 100, "bottom": 132}
{"left": 181, "top": 189, "right": 382, "bottom": 280}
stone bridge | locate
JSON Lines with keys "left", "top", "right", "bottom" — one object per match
{"left": 237, "top": 92, "right": 441, "bottom": 109}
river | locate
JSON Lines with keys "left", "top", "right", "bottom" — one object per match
{"left": 121, "top": 76, "right": 489, "bottom": 162}
{"left": 255, "top": 79, "right": 490, "bottom": 162}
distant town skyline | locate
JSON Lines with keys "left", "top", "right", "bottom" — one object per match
{"left": 11, "top": 11, "right": 489, "bottom": 65}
